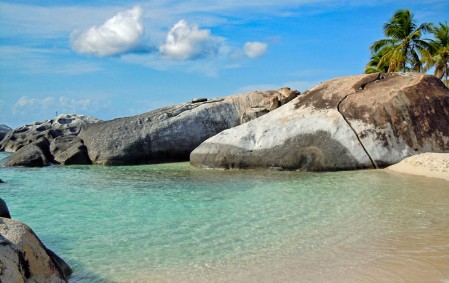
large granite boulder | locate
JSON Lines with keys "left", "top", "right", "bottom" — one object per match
{"left": 0, "top": 114, "right": 100, "bottom": 153}
{"left": 1, "top": 114, "right": 99, "bottom": 167}
{"left": 79, "top": 88, "right": 299, "bottom": 165}
{"left": 50, "top": 136, "right": 91, "bottom": 165}
{"left": 190, "top": 73, "right": 449, "bottom": 171}
{"left": 0, "top": 124, "right": 12, "bottom": 142}
{"left": 4, "top": 137, "right": 53, "bottom": 167}
{"left": 0, "top": 218, "right": 72, "bottom": 282}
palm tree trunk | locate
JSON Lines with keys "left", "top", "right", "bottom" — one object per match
{"left": 446, "top": 63, "right": 449, "bottom": 87}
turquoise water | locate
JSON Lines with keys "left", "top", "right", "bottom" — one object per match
{"left": 1, "top": 152, "right": 449, "bottom": 282}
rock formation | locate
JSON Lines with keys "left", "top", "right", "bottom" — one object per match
{"left": 0, "top": 199, "right": 72, "bottom": 282}
{"left": 79, "top": 88, "right": 299, "bottom": 165}
{"left": 0, "top": 197, "right": 11, "bottom": 218}
{"left": 1, "top": 114, "right": 99, "bottom": 167}
{"left": 0, "top": 124, "right": 12, "bottom": 142}
{"left": 190, "top": 73, "right": 449, "bottom": 171}
{"left": 1, "top": 114, "right": 99, "bottom": 153}
{"left": 4, "top": 137, "right": 53, "bottom": 167}
{"left": 50, "top": 136, "right": 91, "bottom": 165}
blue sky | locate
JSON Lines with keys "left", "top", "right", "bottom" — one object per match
{"left": 1, "top": 0, "right": 448, "bottom": 128}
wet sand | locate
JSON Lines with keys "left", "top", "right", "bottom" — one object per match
{"left": 387, "top": 152, "right": 449, "bottom": 181}
{"left": 123, "top": 229, "right": 449, "bottom": 283}
{"left": 117, "top": 193, "right": 449, "bottom": 283}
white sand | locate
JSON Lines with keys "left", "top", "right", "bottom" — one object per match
{"left": 387, "top": 152, "right": 449, "bottom": 181}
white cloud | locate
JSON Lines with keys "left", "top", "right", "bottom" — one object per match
{"left": 159, "top": 20, "right": 224, "bottom": 60}
{"left": 71, "top": 6, "right": 144, "bottom": 57}
{"left": 12, "top": 96, "right": 110, "bottom": 117}
{"left": 12, "top": 96, "right": 54, "bottom": 114}
{"left": 243, "top": 42, "right": 268, "bottom": 58}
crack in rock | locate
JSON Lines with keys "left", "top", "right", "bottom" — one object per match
{"left": 336, "top": 73, "right": 384, "bottom": 169}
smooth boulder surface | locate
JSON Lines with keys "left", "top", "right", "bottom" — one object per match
{"left": 79, "top": 88, "right": 299, "bottom": 165}
{"left": 0, "top": 114, "right": 100, "bottom": 153}
{"left": 0, "top": 124, "right": 12, "bottom": 142}
{"left": 191, "top": 73, "right": 449, "bottom": 171}
{"left": 0, "top": 218, "right": 72, "bottom": 282}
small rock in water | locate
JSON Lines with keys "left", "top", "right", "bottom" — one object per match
{"left": 192, "top": 97, "right": 207, "bottom": 103}
{"left": 0, "top": 197, "right": 11, "bottom": 218}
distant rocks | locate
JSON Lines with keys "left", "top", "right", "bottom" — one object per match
{"left": 7, "top": 73, "right": 448, "bottom": 172}
{"left": 1, "top": 114, "right": 99, "bottom": 167}
{"left": 1, "top": 114, "right": 99, "bottom": 153}
{"left": 0, "top": 199, "right": 72, "bottom": 282}
{"left": 79, "top": 88, "right": 299, "bottom": 165}
{"left": 191, "top": 73, "right": 449, "bottom": 171}
{"left": 0, "top": 124, "right": 12, "bottom": 142}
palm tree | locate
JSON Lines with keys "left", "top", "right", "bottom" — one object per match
{"left": 365, "top": 46, "right": 390, "bottom": 73}
{"left": 368, "top": 9, "right": 434, "bottom": 73}
{"left": 426, "top": 22, "right": 449, "bottom": 86}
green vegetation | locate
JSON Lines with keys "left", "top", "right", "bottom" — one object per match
{"left": 366, "top": 9, "right": 449, "bottom": 86}
{"left": 426, "top": 22, "right": 449, "bottom": 86}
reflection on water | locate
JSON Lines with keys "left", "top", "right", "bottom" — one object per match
{"left": 1, "top": 152, "right": 448, "bottom": 282}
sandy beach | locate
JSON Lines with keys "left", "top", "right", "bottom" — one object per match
{"left": 387, "top": 153, "right": 449, "bottom": 181}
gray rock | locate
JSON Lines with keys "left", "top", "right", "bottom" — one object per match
{"left": 5, "top": 137, "right": 53, "bottom": 167}
{"left": 0, "top": 197, "right": 11, "bottom": 218}
{"left": 190, "top": 73, "right": 449, "bottom": 171}
{"left": 79, "top": 88, "right": 299, "bottom": 165}
{"left": 0, "top": 114, "right": 100, "bottom": 153}
{"left": 50, "top": 136, "right": 91, "bottom": 165}
{"left": 192, "top": 97, "right": 208, "bottom": 103}
{"left": 0, "top": 218, "right": 71, "bottom": 282}
{"left": 0, "top": 124, "right": 12, "bottom": 142}
{"left": 45, "top": 248, "right": 73, "bottom": 279}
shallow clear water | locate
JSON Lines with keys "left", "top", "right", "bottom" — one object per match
{"left": 1, "top": 152, "right": 448, "bottom": 282}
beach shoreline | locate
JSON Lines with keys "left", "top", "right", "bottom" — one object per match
{"left": 386, "top": 152, "right": 449, "bottom": 181}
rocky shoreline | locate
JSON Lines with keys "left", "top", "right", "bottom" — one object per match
{"left": 1, "top": 72, "right": 448, "bottom": 171}
{"left": 0, "top": 198, "right": 72, "bottom": 282}
{"left": 191, "top": 72, "right": 449, "bottom": 170}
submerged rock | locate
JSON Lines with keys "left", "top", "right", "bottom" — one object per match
{"left": 0, "top": 218, "right": 72, "bottom": 282}
{"left": 190, "top": 73, "right": 449, "bottom": 171}
{"left": 79, "top": 88, "right": 299, "bottom": 165}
